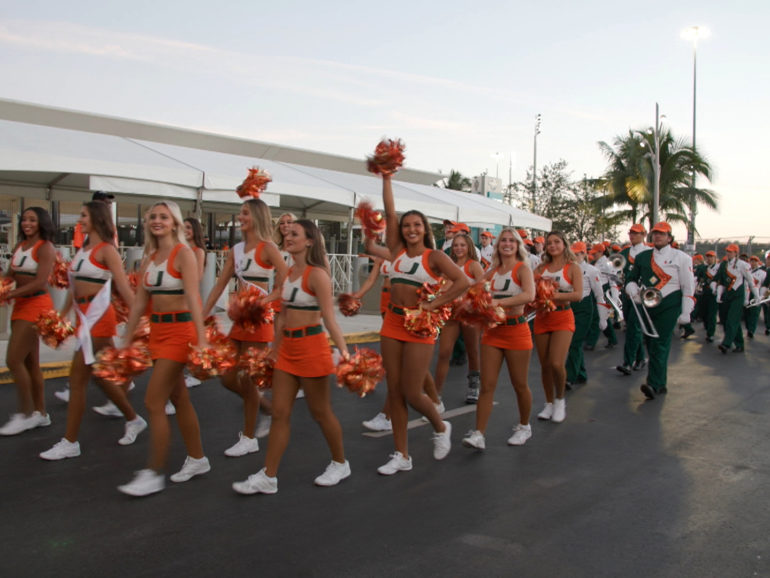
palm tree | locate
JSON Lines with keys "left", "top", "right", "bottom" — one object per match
{"left": 598, "top": 129, "right": 717, "bottom": 233}
{"left": 444, "top": 170, "right": 472, "bottom": 192}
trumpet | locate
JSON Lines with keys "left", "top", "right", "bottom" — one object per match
{"left": 604, "top": 289, "right": 625, "bottom": 322}
{"left": 630, "top": 285, "right": 661, "bottom": 338}
{"left": 609, "top": 253, "right": 626, "bottom": 284}
{"left": 747, "top": 287, "right": 770, "bottom": 308}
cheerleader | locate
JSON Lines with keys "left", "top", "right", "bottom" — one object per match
{"left": 433, "top": 233, "right": 484, "bottom": 402}
{"left": 117, "top": 201, "right": 209, "bottom": 497}
{"left": 274, "top": 212, "right": 298, "bottom": 267}
{"left": 39, "top": 201, "right": 144, "bottom": 458}
{"left": 532, "top": 232, "right": 582, "bottom": 423}
{"left": 232, "top": 219, "right": 350, "bottom": 494}
{"left": 0, "top": 208, "right": 56, "bottom": 436}
{"left": 462, "top": 228, "right": 535, "bottom": 449}
{"left": 182, "top": 217, "right": 206, "bottom": 389}
{"left": 375, "top": 173, "right": 469, "bottom": 476}
{"left": 202, "top": 199, "right": 288, "bottom": 456}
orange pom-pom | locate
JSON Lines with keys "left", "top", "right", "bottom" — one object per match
{"left": 337, "top": 293, "right": 362, "bottom": 317}
{"left": 48, "top": 254, "right": 70, "bottom": 289}
{"left": 35, "top": 309, "right": 75, "bottom": 348}
{"left": 239, "top": 347, "right": 275, "bottom": 389}
{"left": 93, "top": 343, "right": 151, "bottom": 386}
{"left": 236, "top": 166, "right": 272, "bottom": 199}
{"left": 532, "top": 276, "right": 558, "bottom": 312}
{"left": 366, "top": 138, "right": 405, "bottom": 176}
{"left": 335, "top": 347, "right": 384, "bottom": 397}
{"left": 453, "top": 282, "right": 506, "bottom": 329}
{"left": 0, "top": 277, "right": 15, "bottom": 304}
{"left": 187, "top": 341, "right": 238, "bottom": 381}
{"left": 228, "top": 286, "right": 275, "bottom": 331}
{"left": 354, "top": 200, "right": 386, "bottom": 240}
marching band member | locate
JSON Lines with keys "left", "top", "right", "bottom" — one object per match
{"left": 118, "top": 201, "right": 210, "bottom": 496}
{"left": 696, "top": 251, "right": 720, "bottom": 342}
{"left": 40, "top": 201, "right": 144, "bottom": 459}
{"left": 625, "top": 222, "right": 695, "bottom": 399}
{"left": 202, "top": 198, "right": 288, "bottom": 456}
{"left": 585, "top": 243, "right": 618, "bottom": 350}
{"left": 478, "top": 231, "right": 495, "bottom": 270}
{"left": 616, "top": 224, "right": 650, "bottom": 375}
{"left": 462, "top": 228, "right": 535, "bottom": 449}
{"left": 533, "top": 232, "right": 582, "bottom": 423}
{"left": 565, "top": 242, "right": 608, "bottom": 388}
{"left": 714, "top": 244, "right": 758, "bottom": 353}
{"left": 0, "top": 207, "right": 56, "bottom": 436}
{"left": 744, "top": 256, "right": 766, "bottom": 339}
{"left": 376, "top": 173, "right": 468, "bottom": 475}
{"left": 233, "top": 219, "right": 351, "bottom": 494}
{"left": 763, "top": 252, "right": 770, "bottom": 336}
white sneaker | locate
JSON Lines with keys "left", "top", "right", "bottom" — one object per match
{"left": 432, "top": 420, "right": 452, "bottom": 460}
{"left": 295, "top": 389, "right": 305, "bottom": 399}
{"left": 118, "top": 416, "right": 148, "bottom": 446}
{"left": 40, "top": 438, "right": 81, "bottom": 460}
{"left": 552, "top": 398, "right": 566, "bottom": 423}
{"left": 0, "top": 413, "right": 37, "bottom": 436}
{"left": 314, "top": 460, "right": 351, "bottom": 487}
{"left": 184, "top": 374, "right": 201, "bottom": 388}
{"left": 377, "top": 452, "right": 413, "bottom": 476}
{"left": 255, "top": 415, "right": 272, "bottom": 439}
{"left": 118, "top": 469, "right": 165, "bottom": 497}
{"left": 54, "top": 387, "right": 70, "bottom": 403}
{"left": 537, "top": 403, "right": 554, "bottom": 421}
{"left": 165, "top": 401, "right": 176, "bottom": 416}
{"left": 462, "top": 429, "right": 486, "bottom": 450}
{"left": 507, "top": 424, "right": 532, "bottom": 446}
{"left": 93, "top": 400, "right": 123, "bottom": 418}
{"left": 232, "top": 468, "right": 278, "bottom": 495}
{"left": 33, "top": 411, "right": 52, "bottom": 428}
{"left": 362, "top": 412, "right": 392, "bottom": 432}
{"left": 224, "top": 433, "right": 259, "bottom": 457}
{"left": 170, "top": 456, "right": 211, "bottom": 482}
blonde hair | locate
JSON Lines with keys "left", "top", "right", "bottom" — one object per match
{"left": 491, "top": 228, "right": 529, "bottom": 269}
{"left": 273, "top": 212, "right": 298, "bottom": 247}
{"left": 143, "top": 201, "right": 189, "bottom": 255}
{"left": 242, "top": 198, "right": 274, "bottom": 242}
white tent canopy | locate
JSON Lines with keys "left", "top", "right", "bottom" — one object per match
{"left": 0, "top": 112, "right": 551, "bottom": 231}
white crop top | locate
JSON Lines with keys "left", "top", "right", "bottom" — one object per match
{"left": 235, "top": 241, "right": 274, "bottom": 283}
{"left": 282, "top": 267, "right": 320, "bottom": 311}
{"left": 389, "top": 249, "right": 440, "bottom": 288}
{"left": 143, "top": 244, "right": 185, "bottom": 294}
{"left": 540, "top": 264, "right": 574, "bottom": 292}
{"left": 10, "top": 240, "right": 44, "bottom": 276}
{"left": 489, "top": 263, "right": 525, "bottom": 299}
{"left": 71, "top": 242, "right": 112, "bottom": 284}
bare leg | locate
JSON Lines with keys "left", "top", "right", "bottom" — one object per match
{"left": 504, "top": 349, "right": 532, "bottom": 424}
{"left": 476, "top": 344, "right": 504, "bottom": 433}
{"left": 433, "top": 322, "right": 459, "bottom": 395}
{"left": 6, "top": 320, "right": 40, "bottom": 415}
{"left": 302, "top": 375, "right": 345, "bottom": 463}
{"left": 263, "top": 368, "right": 299, "bottom": 477}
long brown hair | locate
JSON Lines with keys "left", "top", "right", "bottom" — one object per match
{"left": 84, "top": 201, "right": 115, "bottom": 245}
{"left": 541, "top": 231, "right": 576, "bottom": 265}
{"left": 293, "top": 219, "right": 329, "bottom": 274}
{"left": 451, "top": 234, "right": 479, "bottom": 263}
{"left": 242, "top": 198, "right": 274, "bottom": 242}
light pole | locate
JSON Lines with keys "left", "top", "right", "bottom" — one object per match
{"left": 532, "top": 114, "right": 542, "bottom": 213}
{"left": 491, "top": 152, "right": 503, "bottom": 179}
{"left": 682, "top": 25, "right": 710, "bottom": 250}
{"left": 638, "top": 103, "right": 663, "bottom": 227}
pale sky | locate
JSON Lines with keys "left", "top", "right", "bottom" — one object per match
{"left": 1, "top": 0, "right": 768, "bottom": 241}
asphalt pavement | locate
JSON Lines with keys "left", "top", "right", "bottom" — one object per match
{"left": 2, "top": 321, "right": 770, "bottom": 577}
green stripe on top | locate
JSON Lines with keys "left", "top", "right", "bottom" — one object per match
{"left": 243, "top": 276, "right": 270, "bottom": 283}
{"left": 149, "top": 289, "right": 185, "bottom": 295}
{"left": 75, "top": 276, "right": 108, "bottom": 284}
{"left": 286, "top": 305, "right": 320, "bottom": 311}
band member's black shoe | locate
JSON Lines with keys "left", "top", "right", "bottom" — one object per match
{"left": 616, "top": 364, "right": 632, "bottom": 376}
{"left": 632, "top": 359, "right": 647, "bottom": 371}
{"left": 640, "top": 384, "right": 656, "bottom": 400}
{"left": 733, "top": 346, "right": 745, "bottom": 353}
{"left": 680, "top": 326, "right": 695, "bottom": 339}
{"left": 718, "top": 344, "right": 728, "bottom": 354}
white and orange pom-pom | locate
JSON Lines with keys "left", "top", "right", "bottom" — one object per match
{"left": 355, "top": 200, "right": 386, "bottom": 240}
{"left": 335, "top": 347, "right": 384, "bottom": 398}
{"left": 35, "top": 309, "right": 75, "bottom": 349}
{"left": 236, "top": 166, "right": 272, "bottom": 199}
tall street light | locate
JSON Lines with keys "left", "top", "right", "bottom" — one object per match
{"left": 637, "top": 103, "right": 663, "bottom": 227}
{"left": 532, "top": 114, "right": 542, "bottom": 213}
{"left": 682, "top": 25, "right": 710, "bottom": 251}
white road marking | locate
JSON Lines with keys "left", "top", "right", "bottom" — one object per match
{"left": 361, "top": 402, "right": 498, "bottom": 438}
